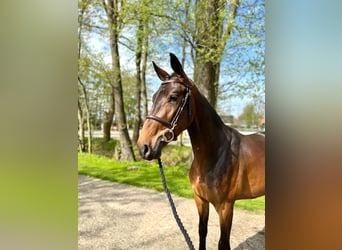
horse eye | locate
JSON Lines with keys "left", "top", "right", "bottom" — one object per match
{"left": 168, "top": 95, "right": 178, "bottom": 102}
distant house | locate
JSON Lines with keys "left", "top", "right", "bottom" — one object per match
{"left": 258, "top": 117, "right": 265, "bottom": 126}
{"left": 219, "top": 114, "right": 265, "bottom": 131}
{"left": 233, "top": 118, "right": 239, "bottom": 126}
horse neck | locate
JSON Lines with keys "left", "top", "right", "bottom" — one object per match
{"left": 187, "top": 92, "right": 229, "bottom": 166}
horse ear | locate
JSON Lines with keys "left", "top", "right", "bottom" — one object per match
{"left": 170, "top": 53, "right": 187, "bottom": 78}
{"left": 152, "top": 61, "right": 170, "bottom": 81}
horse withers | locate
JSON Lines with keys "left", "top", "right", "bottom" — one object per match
{"left": 137, "top": 53, "right": 265, "bottom": 250}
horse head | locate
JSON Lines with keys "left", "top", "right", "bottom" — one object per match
{"left": 137, "top": 53, "right": 195, "bottom": 160}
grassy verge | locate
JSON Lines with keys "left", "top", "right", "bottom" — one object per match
{"left": 78, "top": 150, "right": 264, "bottom": 211}
{"left": 78, "top": 152, "right": 194, "bottom": 198}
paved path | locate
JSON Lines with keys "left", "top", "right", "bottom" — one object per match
{"left": 78, "top": 175, "right": 265, "bottom": 250}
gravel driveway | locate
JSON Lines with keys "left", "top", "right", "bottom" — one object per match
{"left": 78, "top": 175, "right": 265, "bottom": 250}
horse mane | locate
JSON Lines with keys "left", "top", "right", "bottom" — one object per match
{"left": 199, "top": 92, "right": 225, "bottom": 127}
{"left": 190, "top": 84, "right": 241, "bottom": 159}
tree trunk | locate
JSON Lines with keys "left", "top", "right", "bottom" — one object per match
{"left": 103, "top": 0, "right": 135, "bottom": 161}
{"left": 139, "top": 0, "right": 150, "bottom": 122}
{"left": 178, "top": 19, "right": 189, "bottom": 147}
{"left": 193, "top": 60, "right": 219, "bottom": 108}
{"left": 141, "top": 31, "right": 148, "bottom": 120}
{"left": 103, "top": 85, "right": 115, "bottom": 142}
{"left": 78, "top": 98, "right": 85, "bottom": 152}
{"left": 78, "top": 77, "right": 92, "bottom": 153}
{"left": 194, "top": 0, "right": 239, "bottom": 108}
{"left": 132, "top": 18, "right": 144, "bottom": 143}
{"left": 78, "top": 0, "right": 89, "bottom": 152}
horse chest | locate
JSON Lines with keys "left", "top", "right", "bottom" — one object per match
{"left": 190, "top": 172, "right": 227, "bottom": 205}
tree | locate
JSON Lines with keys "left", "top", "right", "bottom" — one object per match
{"left": 78, "top": 0, "right": 93, "bottom": 153}
{"left": 131, "top": 0, "right": 151, "bottom": 143}
{"left": 77, "top": 0, "right": 114, "bottom": 144}
{"left": 102, "top": 0, "right": 135, "bottom": 160}
{"left": 219, "top": 0, "right": 265, "bottom": 116}
{"left": 193, "top": 0, "right": 240, "bottom": 108}
{"left": 101, "top": 68, "right": 115, "bottom": 143}
{"left": 239, "top": 103, "right": 261, "bottom": 128}
{"left": 140, "top": 35, "right": 149, "bottom": 121}
{"left": 88, "top": 63, "right": 114, "bottom": 143}
{"left": 78, "top": 99, "right": 85, "bottom": 151}
{"left": 166, "top": 0, "right": 264, "bottom": 112}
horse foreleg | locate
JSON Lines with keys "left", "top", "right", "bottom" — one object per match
{"left": 217, "top": 202, "right": 234, "bottom": 250}
{"left": 194, "top": 194, "right": 209, "bottom": 250}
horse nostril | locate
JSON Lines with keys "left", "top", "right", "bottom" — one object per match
{"left": 141, "top": 144, "right": 151, "bottom": 158}
{"left": 143, "top": 144, "right": 149, "bottom": 155}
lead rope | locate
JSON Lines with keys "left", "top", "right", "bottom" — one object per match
{"left": 157, "top": 158, "right": 195, "bottom": 250}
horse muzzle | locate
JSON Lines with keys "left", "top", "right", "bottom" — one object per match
{"left": 138, "top": 137, "right": 164, "bottom": 160}
{"left": 138, "top": 128, "right": 177, "bottom": 160}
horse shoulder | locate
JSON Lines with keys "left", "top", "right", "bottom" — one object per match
{"left": 234, "top": 133, "right": 265, "bottom": 198}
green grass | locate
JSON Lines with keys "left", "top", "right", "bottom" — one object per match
{"left": 78, "top": 152, "right": 194, "bottom": 198}
{"left": 78, "top": 150, "right": 265, "bottom": 211}
{"left": 235, "top": 196, "right": 265, "bottom": 211}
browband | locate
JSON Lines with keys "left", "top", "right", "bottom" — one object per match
{"left": 161, "top": 79, "right": 190, "bottom": 88}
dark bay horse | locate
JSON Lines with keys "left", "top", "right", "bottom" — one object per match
{"left": 137, "top": 53, "right": 265, "bottom": 250}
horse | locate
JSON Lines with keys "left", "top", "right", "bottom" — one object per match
{"left": 137, "top": 53, "right": 265, "bottom": 250}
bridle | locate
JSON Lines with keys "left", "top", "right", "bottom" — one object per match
{"left": 146, "top": 79, "right": 191, "bottom": 143}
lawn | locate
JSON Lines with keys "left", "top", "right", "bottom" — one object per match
{"left": 78, "top": 146, "right": 264, "bottom": 211}
{"left": 78, "top": 152, "right": 194, "bottom": 198}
